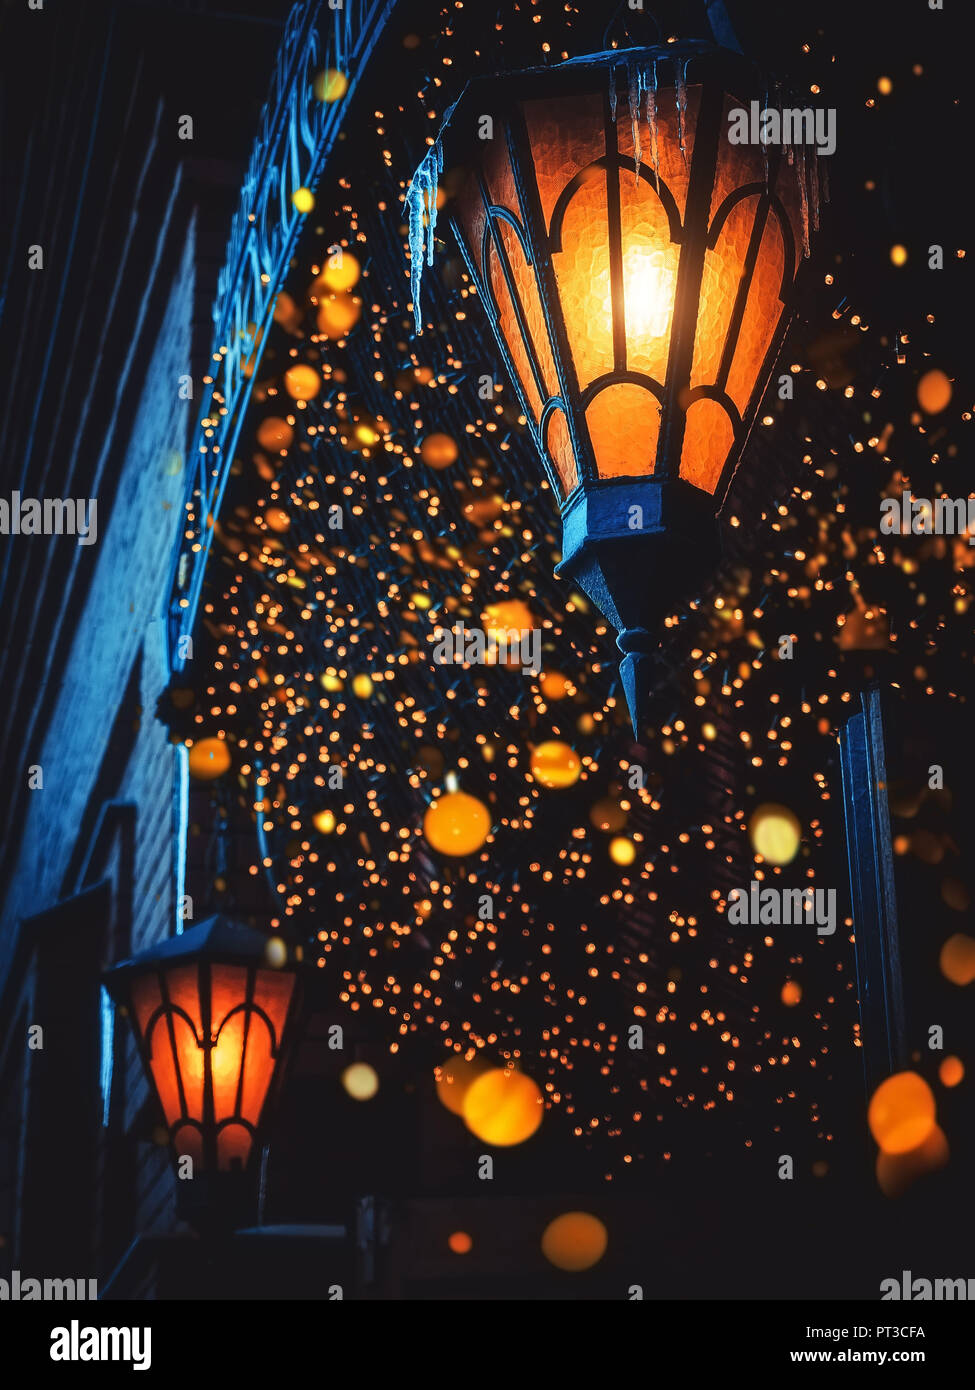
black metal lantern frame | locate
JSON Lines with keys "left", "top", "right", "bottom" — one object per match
{"left": 425, "top": 40, "right": 814, "bottom": 729}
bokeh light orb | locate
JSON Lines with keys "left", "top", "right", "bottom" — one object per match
{"left": 876, "top": 1123, "right": 949, "bottom": 1198}
{"left": 256, "top": 417, "right": 294, "bottom": 453}
{"left": 312, "top": 809, "right": 336, "bottom": 835}
{"left": 541, "top": 1212, "right": 608, "bottom": 1272}
{"left": 436, "top": 1054, "right": 490, "bottom": 1116}
{"left": 462, "top": 1068, "right": 543, "bottom": 1146}
{"left": 868, "top": 1071, "right": 937, "bottom": 1155}
{"left": 448, "top": 1231, "right": 473, "bottom": 1255}
{"left": 589, "top": 798, "right": 627, "bottom": 833}
{"left": 748, "top": 803, "right": 801, "bottom": 865}
{"left": 939, "top": 1056, "right": 964, "bottom": 1088}
{"left": 316, "top": 293, "right": 362, "bottom": 339}
{"left": 342, "top": 1063, "right": 379, "bottom": 1101}
{"left": 314, "top": 68, "right": 348, "bottom": 103}
{"left": 917, "top": 368, "right": 952, "bottom": 414}
{"left": 187, "top": 737, "right": 231, "bottom": 780}
{"left": 423, "top": 790, "right": 491, "bottom": 857}
{"left": 530, "top": 740, "right": 581, "bottom": 789}
{"left": 940, "top": 933, "right": 975, "bottom": 985}
{"left": 264, "top": 935, "right": 287, "bottom": 969}
{"left": 539, "top": 671, "right": 570, "bottom": 701}
{"left": 292, "top": 186, "right": 315, "bottom": 214}
{"left": 609, "top": 837, "right": 636, "bottom": 866}
{"left": 319, "top": 251, "right": 361, "bottom": 292}
{"left": 284, "top": 363, "right": 321, "bottom": 401}
{"left": 781, "top": 980, "right": 802, "bottom": 1006}
{"left": 419, "top": 432, "right": 459, "bottom": 470}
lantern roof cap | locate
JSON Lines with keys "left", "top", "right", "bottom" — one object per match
{"left": 105, "top": 915, "right": 279, "bottom": 985}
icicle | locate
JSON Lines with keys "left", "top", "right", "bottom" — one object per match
{"left": 405, "top": 139, "right": 443, "bottom": 335}
{"left": 609, "top": 64, "right": 618, "bottom": 124}
{"left": 675, "top": 61, "right": 688, "bottom": 165}
{"left": 809, "top": 147, "right": 820, "bottom": 234}
{"left": 760, "top": 86, "right": 769, "bottom": 190}
{"left": 796, "top": 143, "right": 810, "bottom": 258}
{"left": 628, "top": 59, "right": 643, "bottom": 184}
{"left": 645, "top": 60, "right": 659, "bottom": 191}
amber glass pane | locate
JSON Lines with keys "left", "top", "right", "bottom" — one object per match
{"left": 487, "top": 237, "right": 543, "bottom": 421}
{"left": 146, "top": 1013, "right": 187, "bottom": 1126}
{"left": 172, "top": 1013, "right": 205, "bottom": 1122}
{"left": 217, "top": 1122, "right": 253, "bottom": 1172}
{"left": 130, "top": 973, "right": 161, "bottom": 1044}
{"left": 523, "top": 92, "right": 605, "bottom": 231}
{"left": 726, "top": 213, "right": 786, "bottom": 415}
{"left": 497, "top": 219, "right": 559, "bottom": 400}
{"left": 553, "top": 172, "right": 613, "bottom": 392}
{"left": 209, "top": 964, "right": 248, "bottom": 1036}
{"left": 544, "top": 407, "right": 579, "bottom": 496}
{"left": 163, "top": 964, "right": 203, "bottom": 1042}
{"left": 252, "top": 970, "right": 296, "bottom": 1049}
{"left": 482, "top": 130, "right": 519, "bottom": 214}
{"left": 455, "top": 174, "right": 487, "bottom": 280}
{"left": 692, "top": 195, "right": 759, "bottom": 389}
{"left": 618, "top": 170, "right": 678, "bottom": 382}
{"left": 240, "top": 1013, "right": 276, "bottom": 1127}
{"left": 709, "top": 95, "right": 762, "bottom": 225}
{"left": 211, "top": 1008, "right": 246, "bottom": 1121}
{"left": 680, "top": 396, "right": 735, "bottom": 493}
{"left": 586, "top": 382, "right": 660, "bottom": 477}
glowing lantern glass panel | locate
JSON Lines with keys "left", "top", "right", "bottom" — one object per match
{"left": 427, "top": 42, "right": 819, "bottom": 730}
{"left": 107, "top": 917, "right": 298, "bottom": 1174}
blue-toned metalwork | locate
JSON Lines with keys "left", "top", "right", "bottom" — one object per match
{"left": 166, "top": 0, "right": 397, "bottom": 669}
{"left": 839, "top": 686, "right": 907, "bottom": 1099}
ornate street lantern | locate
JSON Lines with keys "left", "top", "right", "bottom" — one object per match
{"left": 408, "top": 40, "right": 822, "bottom": 731}
{"left": 105, "top": 917, "right": 299, "bottom": 1206}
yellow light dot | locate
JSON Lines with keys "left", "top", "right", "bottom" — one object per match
{"left": 890, "top": 244, "right": 908, "bottom": 267}
{"left": 609, "top": 837, "right": 636, "bottom": 866}
{"left": 292, "top": 187, "right": 315, "bottom": 214}
{"left": 423, "top": 790, "right": 491, "bottom": 857}
{"left": 540, "top": 671, "right": 570, "bottom": 700}
{"left": 264, "top": 936, "right": 287, "bottom": 969}
{"left": 352, "top": 674, "right": 374, "bottom": 699}
{"left": 749, "top": 803, "right": 801, "bottom": 865}
{"left": 877, "top": 76, "right": 892, "bottom": 95}
{"left": 314, "top": 68, "right": 348, "bottom": 103}
{"left": 313, "top": 809, "right": 336, "bottom": 834}
{"left": 342, "top": 1063, "right": 379, "bottom": 1100}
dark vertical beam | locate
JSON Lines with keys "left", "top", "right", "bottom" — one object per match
{"left": 838, "top": 685, "right": 907, "bottom": 1098}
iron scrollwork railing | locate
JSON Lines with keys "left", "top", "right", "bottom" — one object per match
{"left": 166, "top": 0, "right": 396, "bottom": 671}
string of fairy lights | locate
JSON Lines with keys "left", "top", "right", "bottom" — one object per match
{"left": 174, "top": 1, "right": 971, "bottom": 1183}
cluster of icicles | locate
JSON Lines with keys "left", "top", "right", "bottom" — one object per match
{"left": 405, "top": 56, "right": 827, "bottom": 334}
